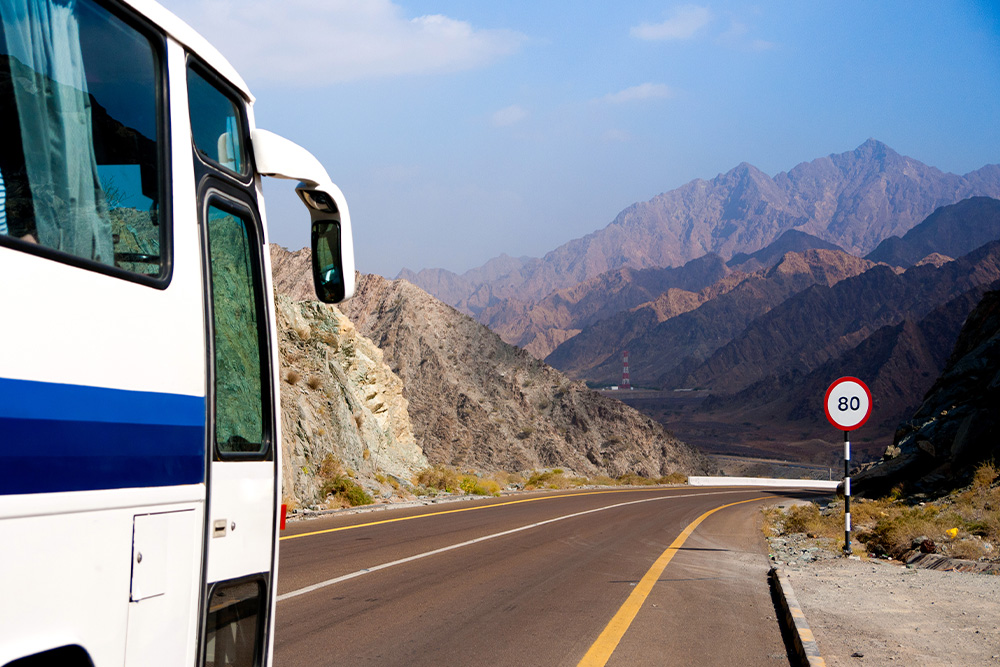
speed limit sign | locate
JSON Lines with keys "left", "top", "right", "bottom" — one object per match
{"left": 824, "top": 377, "right": 872, "bottom": 431}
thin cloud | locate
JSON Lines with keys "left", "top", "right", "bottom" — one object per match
{"left": 631, "top": 5, "right": 713, "bottom": 41}
{"left": 717, "top": 21, "right": 777, "bottom": 52}
{"left": 168, "top": 0, "right": 526, "bottom": 85}
{"left": 491, "top": 105, "right": 528, "bottom": 127}
{"left": 600, "top": 83, "right": 673, "bottom": 104}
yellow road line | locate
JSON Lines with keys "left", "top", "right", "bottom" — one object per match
{"left": 280, "top": 488, "right": 671, "bottom": 541}
{"left": 577, "top": 496, "right": 768, "bottom": 667}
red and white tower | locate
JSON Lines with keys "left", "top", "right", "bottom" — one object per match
{"left": 622, "top": 350, "right": 631, "bottom": 390}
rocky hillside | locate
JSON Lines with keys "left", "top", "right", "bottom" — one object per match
{"left": 403, "top": 140, "right": 1000, "bottom": 309}
{"left": 275, "top": 293, "right": 427, "bottom": 507}
{"left": 481, "top": 253, "right": 731, "bottom": 359}
{"left": 865, "top": 197, "right": 1000, "bottom": 268}
{"left": 677, "top": 241, "right": 1000, "bottom": 393}
{"left": 726, "top": 229, "right": 844, "bottom": 273}
{"left": 857, "top": 289, "right": 1000, "bottom": 494}
{"left": 700, "top": 281, "right": 996, "bottom": 437}
{"left": 548, "top": 249, "right": 877, "bottom": 385}
{"left": 338, "top": 273, "right": 708, "bottom": 477}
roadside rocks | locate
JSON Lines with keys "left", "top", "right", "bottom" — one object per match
{"left": 768, "top": 533, "right": 840, "bottom": 569}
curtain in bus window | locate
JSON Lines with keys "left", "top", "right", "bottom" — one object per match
{"left": 0, "top": 0, "right": 111, "bottom": 263}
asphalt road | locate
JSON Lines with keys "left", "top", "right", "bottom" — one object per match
{"left": 274, "top": 487, "right": 803, "bottom": 666}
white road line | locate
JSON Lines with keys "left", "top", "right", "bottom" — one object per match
{"left": 277, "top": 489, "right": 753, "bottom": 602}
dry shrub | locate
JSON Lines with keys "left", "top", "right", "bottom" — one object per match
{"left": 525, "top": 469, "right": 573, "bottom": 489}
{"left": 306, "top": 376, "right": 323, "bottom": 390}
{"left": 858, "top": 505, "right": 948, "bottom": 559}
{"left": 589, "top": 475, "right": 618, "bottom": 486}
{"left": 656, "top": 472, "right": 688, "bottom": 485}
{"left": 494, "top": 471, "right": 525, "bottom": 488}
{"left": 616, "top": 472, "right": 652, "bottom": 486}
{"left": 285, "top": 369, "right": 301, "bottom": 385}
{"left": 949, "top": 537, "right": 990, "bottom": 561}
{"left": 416, "top": 465, "right": 462, "bottom": 492}
{"left": 459, "top": 475, "right": 501, "bottom": 496}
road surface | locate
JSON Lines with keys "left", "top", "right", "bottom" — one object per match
{"left": 275, "top": 486, "right": 803, "bottom": 666}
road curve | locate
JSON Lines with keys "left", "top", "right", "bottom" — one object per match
{"left": 275, "top": 487, "right": 805, "bottom": 666}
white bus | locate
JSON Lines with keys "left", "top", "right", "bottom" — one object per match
{"left": 0, "top": 0, "right": 353, "bottom": 665}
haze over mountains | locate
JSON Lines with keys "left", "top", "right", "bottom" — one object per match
{"left": 396, "top": 141, "right": 1000, "bottom": 467}
{"left": 401, "top": 140, "right": 1000, "bottom": 312}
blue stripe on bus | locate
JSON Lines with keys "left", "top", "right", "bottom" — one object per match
{"left": 0, "top": 378, "right": 206, "bottom": 495}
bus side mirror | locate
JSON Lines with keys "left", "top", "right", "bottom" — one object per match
{"left": 297, "top": 185, "right": 355, "bottom": 303}
{"left": 251, "top": 129, "right": 355, "bottom": 303}
{"left": 312, "top": 219, "right": 346, "bottom": 303}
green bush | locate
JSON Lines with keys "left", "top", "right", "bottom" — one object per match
{"left": 320, "top": 475, "right": 373, "bottom": 507}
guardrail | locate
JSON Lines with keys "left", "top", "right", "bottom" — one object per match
{"left": 689, "top": 476, "right": 839, "bottom": 490}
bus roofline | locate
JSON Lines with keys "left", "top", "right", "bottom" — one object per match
{"left": 120, "top": 0, "right": 254, "bottom": 103}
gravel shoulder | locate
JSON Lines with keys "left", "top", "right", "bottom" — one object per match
{"left": 773, "top": 545, "right": 1000, "bottom": 665}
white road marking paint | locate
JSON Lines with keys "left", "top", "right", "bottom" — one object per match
{"left": 277, "top": 489, "right": 753, "bottom": 602}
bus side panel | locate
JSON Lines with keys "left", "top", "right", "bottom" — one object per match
{"left": 0, "top": 492, "right": 202, "bottom": 666}
{"left": 0, "top": 34, "right": 208, "bottom": 665}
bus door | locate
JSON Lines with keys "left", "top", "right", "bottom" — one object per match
{"left": 188, "top": 60, "right": 276, "bottom": 667}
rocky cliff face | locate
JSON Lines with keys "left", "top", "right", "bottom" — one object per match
{"left": 338, "top": 273, "right": 708, "bottom": 477}
{"left": 276, "top": 295, "right": 427, "bottom": 506}
{"left": 271, "top": 246, "right": 428, "bottom": 507}
{"left": 857, "top": 289, "right": 1000, "bottom": 494}
{"left": 403, "top": 141, "right": 1000, "bottom": 308}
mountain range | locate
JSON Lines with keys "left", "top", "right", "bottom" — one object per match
{"left": 401, "top": 140, "right": 1000, "bottom": 313}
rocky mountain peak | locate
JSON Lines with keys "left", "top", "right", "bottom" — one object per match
{"left": 404, "top": 141, "right": 1000, "bottom": 310}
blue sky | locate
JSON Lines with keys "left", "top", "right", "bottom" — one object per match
{"left": 167, "top": 1, "right": 1000, "bottom": 278}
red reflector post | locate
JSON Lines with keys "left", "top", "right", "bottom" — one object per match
{"left": 280, "top": 503, "right": 287, "bottom": 530}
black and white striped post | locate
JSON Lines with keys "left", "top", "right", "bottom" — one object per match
{"left": 843, "top": 430, "right": 851, "bottom": 556}
{"left": 823, "top": 377, "right": 872, "bottom": 558}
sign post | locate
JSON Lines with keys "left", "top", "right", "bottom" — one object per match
{"left": 824, "top": 377, "right": 872, "bottom": 557}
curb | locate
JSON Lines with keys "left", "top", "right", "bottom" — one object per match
{"left": 770, "top": 567, "right": 827, "bottom": 667}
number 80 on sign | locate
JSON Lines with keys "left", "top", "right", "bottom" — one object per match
{"left": 823, "top": 376, "right": 872, "bottom": 431}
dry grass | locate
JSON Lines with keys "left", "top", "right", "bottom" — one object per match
{"left": 306, "top": 376, "right": 323, "bottom": 390}
{"left": 285, "top": 369, "right": 301, "bottom": 385}
{"left": 414, "top": 465, "right": 504, "bottom": 496}
{"left": 415, "top": 464, "right": 462, "bottom": 492}
{"left": 521, "top": 470, "right": 686, "bottom": 490}
{"left": 764, "top": 462, "right": 1000, "bottom": 561}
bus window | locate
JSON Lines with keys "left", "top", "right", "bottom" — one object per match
{"left": 0, "top": 0, "right": 165, "bottom": 278}
{"left": 204, "top": 578, "right": 265, "bottom": 667}
{"left": 188, "top": 66, "right": 247, "bottom": 176}
{"left": 206, "top": 203, "right": 267, "bottom": 456}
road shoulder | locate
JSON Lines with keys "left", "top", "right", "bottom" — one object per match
{"left": 779, "top": 558, "right": 1000, "bottom": 665}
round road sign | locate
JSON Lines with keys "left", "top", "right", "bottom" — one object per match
{"left": 824, "top": 376, "right": 872, "bottom": 431}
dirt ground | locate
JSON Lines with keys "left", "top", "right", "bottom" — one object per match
{"left": 779, "top": 554, "right": 1000, "bottom": 665}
